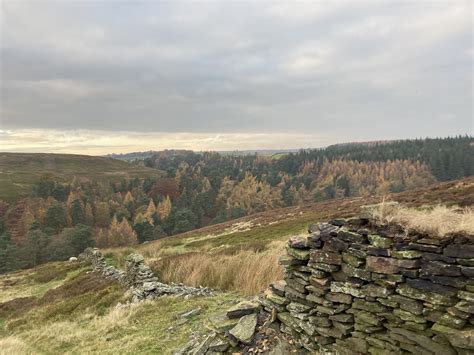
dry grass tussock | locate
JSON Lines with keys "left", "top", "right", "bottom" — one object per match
{"left": 0, "top": 336, "right": 33, "bottom": 355}
{"left": 151, "top": 240, "right": 286, "bottom": 295}
{"left": 370, "top": 203, "right": 474, "bottom": 238}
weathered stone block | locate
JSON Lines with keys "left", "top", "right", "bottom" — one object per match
{"left": 352, "top": 299, "right": 387, "bottom": 313}
{"left": 422, "top": 252, "right": 456, "bottom": 263}
{"left": 444, "top": 244, "right": 474, "bottom": 258}
{"left": 393, "top": 309, "right": 426, "bottom": 323}
{"left": 270, "top": 279, "right": 286, "bottom": 296}
{"left": 338, "top": 228, "right": 366, "bottom": 244}
{"left": 333, "top": 321, "right": 354, "bottom": 335}
{"left": 421, "top": 261, "right": 461, "bottom": 277}
{"left": 265, "top": 289, "right": 289, "bottom": 306}
{"left": 330, "top": 314, "right": 354, "bottom": 323}
{"left": 286, "top": 246, "right": 310, "bottom": 260}
{"left": 366, "top": 256, "right": 399, "bottom": 274}
{"left": 285, "top": 278, "right": 307, "bottom": 293}
{"left": 362, "top": 284, "right": 393, "bottom": 298}
{"left": 342, "top": 252, "right": 365, "bottom": 267}
{"left": 407, "top": 243, "right": 443, "bottom": 253}
{"left": 226, "top": 300, "right": 261, "bottom": 318}
{"left": 447, "top": 306, "right": 470, "bottom": 320}
{"left": 308, "top": 315, "right": 332, "bottom": 327}
{"left": 330, "top": 282, "right": 364, "bottom": 298}
{"left": 323, "top": 237, "right": 349, "bottom": 252}
{"left": 367, "top": 247, "right": 391, "bottom": 257}
{"left": 288, "top": 235, "right": 309, "bottom": 249}
{"left": 367, "top": 256, "right": 421, "bottom": 274}
{"left": 461, "top": 266, "right": 474, "bottom": 278}
{"left": 307, "top": 234, "right": 323, "bottom": 249}
{"left": 431, "top": 323, "right": 474, "bottom": 350}
{"left": 457, "top": 258, "right": 474, "bottom": 266}
{"left": 406, "top": 278, "right": 458, "bottom": 297}
{"left": 325, "top": 292, "right": 353, "bottom": 304}
{"left": 455, "top": 300, "right": 474, "bottom": 314}
{"left": 458, "top": 290, "right": 474, "bottom": 302}
{"left": 396, "top": 284, "right": 456, "bottom": 306}
{"left": 341, "top": 263, "right": 372, "bottom": 281}
{"left": 309, "top": 262, "right": 340, "bottom": 272}
{"left": 208, "top": 312, "right": 240, "bottom": 332}
{"left": 346, "top": 246, "right": 368, "bottom": 259}
{"left": 287, "top": 302, "right": 311, "bottom": 313}
{"left": 279, "top": 255, "right": 307, "bottom": 266}
{"left": 388, "top": 294, "right": 423, "bottom": 315}
{"left": 368, "top": 234, "right": 393, "bottom": 248}
{"left": 310, "top": 250, "right": 342, "bottom": 265}
{"left": 389, "top": 327, "right": 457, "bottom": 355}
{"left": 391, "top": 250, "right": 423, "bottom": 259}
{"left": 436, "top": 313, "right": 467, "bottom": 329}
{"left": 315, "top": 325, "right": 345, "bottom": 339}
{"left": 420, "top": 274, "right": 467, "bottom": 288}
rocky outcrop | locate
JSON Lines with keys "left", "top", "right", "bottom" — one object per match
{"left": 78, "top": 248, "right": 213, "bottom": 302}
{"left": 261, "top": 218, "right": 474, "bottom": 354}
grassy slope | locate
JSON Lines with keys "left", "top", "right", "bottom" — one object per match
{"left": 0, "top": 153, "right": 164, "bottom": 202}
{"left": 0, "top": 177, "right": 472, "bottom": 354}
{"left": 0, "top": 263, "right": 241, "bottom": 354}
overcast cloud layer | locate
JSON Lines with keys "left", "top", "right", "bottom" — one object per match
{"left": 0, "top": 1, "right": 472, "bottom": 154}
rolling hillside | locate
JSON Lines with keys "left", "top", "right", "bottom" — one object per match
{"left": 0, "top": 177, "right": 473, "bottom": 353}
{"left": 0, "top": 153, "right": 165, "bottom": 202}
{"left": 1, "top": 177, "right": 473, "bottom": 353}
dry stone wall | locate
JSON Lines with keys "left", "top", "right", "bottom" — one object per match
{"left": 262, "top": 218, "right": 474, "bottom": 354}
{"left": 78, "top": 248, "right": 213, "bottom": 302}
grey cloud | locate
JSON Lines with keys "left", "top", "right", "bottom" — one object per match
{"left": 0, "top": 0, "right": 472, "bottom": 140}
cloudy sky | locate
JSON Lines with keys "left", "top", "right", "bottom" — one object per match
{"left": 0, "top": 0, "right": 472, "bottom": 155}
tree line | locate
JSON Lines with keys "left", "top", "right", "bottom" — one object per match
{"left": 0, "top": 136, "right": 471, "bottom": 273}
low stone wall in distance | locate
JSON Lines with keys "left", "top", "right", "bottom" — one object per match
{"left": 262, "top": 218, "right": 474, "bottom": 354}
{"left": 78, "top": 248, "right": 213, "bottom": 302}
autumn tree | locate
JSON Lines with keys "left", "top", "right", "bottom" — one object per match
{"left": 108, "top": 217, "right": 138, "bottom": 247}
{"left": 157, "top": 196, "right": 172, "bottom": 221}
{"left": 95, "top": 202, "right": 110, "bottom": 227}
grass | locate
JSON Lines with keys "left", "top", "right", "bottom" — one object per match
{"left": 0, "top": 153, "right": 164, "bottom": 202}
{"left": 0, "top": 262, "right": 85, "bottom": 304}
{"left": 370, "top": 203, "right": 474, "bottom": 238}
{"left": 0, "top": 264, "right": 242, "bottom": 354}
{"left": 152, "top": 240, "right": 286, "bottom": 295}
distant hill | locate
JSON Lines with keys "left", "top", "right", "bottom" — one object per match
{"left": 105, "top": 149, "right": 299, "bottom": 161}
{"left": 0, "top": 153, "right": 164, "bottom": 202}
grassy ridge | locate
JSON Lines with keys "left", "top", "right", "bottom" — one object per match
{"left": 0, "top": 153, "right": 164, "bottom": 202}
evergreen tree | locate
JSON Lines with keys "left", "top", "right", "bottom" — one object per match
{"left": 45, "top": 202, "right": 67, "bottom": 233}
{"left": 71, "top": 199, "right": 85, "bottom": 225}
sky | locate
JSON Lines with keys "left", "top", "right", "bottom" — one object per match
{"left": 0, "top": 0, "right": 472, "bottom": 155}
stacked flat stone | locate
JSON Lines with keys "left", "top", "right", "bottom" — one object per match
{"left": 262, "top": 219, "right": 474, "bottom": 354}
{"left": 79, "top": 248, "right": 214, "bottom": 303}
{"left": 79, "top": 248, "right": 124, "bottom": 280}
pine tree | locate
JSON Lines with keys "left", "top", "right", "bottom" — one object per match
{"left": 45, "top": 202, "right": 67, "bottom": 233}
{"left": 71, "top": 199, "right": 85, "bottom": 226}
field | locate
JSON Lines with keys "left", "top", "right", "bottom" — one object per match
{"left": 0, "top": 153, "right": 164, "bottom": 202}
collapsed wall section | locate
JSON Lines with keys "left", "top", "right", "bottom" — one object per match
{"left": 78, "top": 248, "right": 213, "bottom": 302}
{"left": 262, "top": 218, "right": 474, "bottom": 354}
